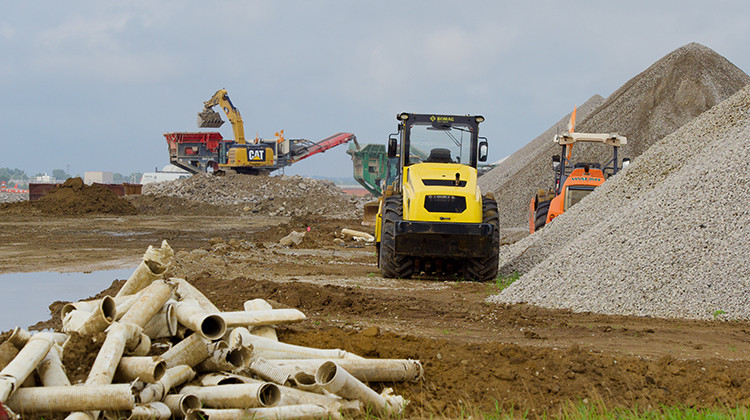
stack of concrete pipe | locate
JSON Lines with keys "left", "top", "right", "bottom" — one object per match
{"left": 0, "top": 241, "right": 422, "bottom": 419}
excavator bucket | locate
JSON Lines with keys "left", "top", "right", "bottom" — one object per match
{"left": 197, "top": 109, "right": 225, "bottom": 128}
{"left": 362, "top": 200, "right": 380, "bottom": 226}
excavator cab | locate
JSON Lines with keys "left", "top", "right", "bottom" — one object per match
{"left": 374, "top": 113, "right": 499, "bottom": 281}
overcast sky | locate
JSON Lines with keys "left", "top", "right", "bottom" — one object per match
{"left": 1, "top": 1, "right": 748, "bottom": 180}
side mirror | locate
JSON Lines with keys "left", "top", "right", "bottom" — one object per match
{"left": 478, "top": 141, "right": 488, "bottom": 162}
{"left": 622, "top": 157, "right": 631, "bottom": 168}
{"left": 552, "top": 155, "right": 561, "bottom": 170}
{"left": 387, "top": 137, "right": 397, "bottom": 159}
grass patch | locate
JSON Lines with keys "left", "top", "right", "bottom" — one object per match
{"left": 491, "top": 271, "right": 520, "bottom": 291}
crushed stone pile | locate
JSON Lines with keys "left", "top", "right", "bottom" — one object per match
{"left": 478, "top": 94, "right": 604, "bottom": 229}
{"left": 489, "top": 85, "right": 750, "bottom": 320}
{"left": 142, "top": 173, "right": 364, "bottom": 219}
{"left": 0, "top": 192, "right": 27, "bottom": 204}
{"left": 480, "top": 43, "right": 750, "bottom": 230}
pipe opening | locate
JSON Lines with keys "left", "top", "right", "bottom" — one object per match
{"left": 101, "top": 296, "right": 117, "bottom": 322}
{"left": 165, "top": 305, "right": 178, "bottom": 336}
{"left": 258, "top": 383, "right": 281, "bottom": 407}
{"left": 294, "top": 371, "right": 316, "bottom": 386}
{"left": 60, "top": 303, "right": 77, "bottom": 319}
{"left": 200, "top": 315, "right": 226, "bottom": 340}
{"left": 181, "top": 394, "right": 202, "bottom": 413}
{"left": 315, "top": 361, "right": 338, "bottom": 386}
{"left": 226, "top": 347, "right": 251, "bottom": 368}
{"left": 145, "top": 260, "right": 167, "bottom": 275}
{"left": 153, "top": 360, "right": 167, "bottom": 382}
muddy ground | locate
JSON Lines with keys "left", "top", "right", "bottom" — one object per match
{"left": 2, "top": 212, "right": 750, "bottom": 418}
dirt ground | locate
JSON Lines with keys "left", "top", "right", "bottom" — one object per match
{"left": 2, "top": 210, "right": 750, "bottom": 418}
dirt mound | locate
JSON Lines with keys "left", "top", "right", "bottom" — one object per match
{"left": 142, "top": 173, "right": 365, "bottom": 219}
{"left": 491, "top": 85, "right": 750, "bottom": 319}
{"left": 14, "top": 178, "right": 139, "bottom": 215}
{"left": 480, "top": 43, "right": 750, "bottom": 230}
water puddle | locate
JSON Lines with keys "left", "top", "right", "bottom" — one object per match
{"left": 0, "top": 267, "right": 135, "bottom": 331}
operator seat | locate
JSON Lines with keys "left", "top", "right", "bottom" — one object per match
{"left": 427, "top": 148, "right": 453, "bottom": 163}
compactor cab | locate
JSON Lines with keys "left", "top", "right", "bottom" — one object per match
{"left": 375, "top": 113, "right": 500, "bottom": 281}
{"left": 529, "top": 132, "right": 629, "bottom": 233}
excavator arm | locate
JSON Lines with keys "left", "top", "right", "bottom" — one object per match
{"left": 197, "top": 89, "right": 247, "bottom": 145}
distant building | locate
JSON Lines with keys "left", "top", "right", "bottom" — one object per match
{"left": 140, "top": 165, "right": 191, "bottom": 185}
{"left": 84, "top": 171, "right": 114, "bottom": 185}
{"left": 30, "top": 173, "right": 55, "bottom": 183}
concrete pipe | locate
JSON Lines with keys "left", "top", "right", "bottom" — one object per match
{"left": 219, "top": 309, "right": 306, "bottom": 328}
{"left": 229, "top": 327, "right": 252, "bottom": 348}
{"left": 246, "top": 356, "right": 293, "bottom": 385}
{"left": 116, "top": 241, "right": 174, "bottom": 298}
{"left": 6, "top": 328, "right": 31, "bottom": 349}
{"left": 277, "top": 358, "right": 424, "bottom": 383}
{"left": 115, "top": 356, "right": 166, "bottom": 384}
{"left": 5, "top": 383, "right": 136, "bottom": 414}
{"left": 0, "top": 332, "right": 54, "bottom": 403}
{"left": 187, "top": 404, "right": 332, "bottom": 420}
{"left": 119, "top": 280, "right": 173, "bottom": 328}
{"left": 160, "top": 333, "right": 211, "bottom": 369}
{"left": 276, "top": 384, "right": 348, "bottom": 415}
{"left": 199, "top": 372, "right": 253, "bottom": 386}
{"left": 172, "top": 278, "right": 220, "bottom": 313}
{"left": 243, "top": 299, "right": 278, "bottom": 341}
{"left": 139, "top": 365, "right": 196, "bottom": 403}
{"left": 163, "top": 393, "right": 201, "bottom": 418}
{"left": 196, "top": 345, "right": 252, "bottom": 373}
{"left": 62, "top": 296, "right": 117, "bottom": 336}
{"left": 85, "top": 322, "right": 142, "bottom": 386}
{"left": 125, "top": 333, "right": 152, "bottom": 357}
{"left": 315, "top": 361, "right": 394, "bottom": 415}
{"left": 236, "top": 333, "right": 363, "bottom": 360}
{"left": 105, "top": 401, "right": 172, "bottom": 420}
{"left": 143, "top": 301, "right": 178, "bottom": 339}
{"left": 341, "top": 228, "right": 375, "bottom": 242}
{"left": 173, "top": 299, "right": 226, "bottom": 340}
{"left": 180, "top": 383, "right": 280, "bottom": 409}
{"left": 36, "top": 344, "right": 69, "bottom": 387}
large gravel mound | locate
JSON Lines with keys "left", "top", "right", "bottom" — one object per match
{"left": 481, "top": 43, "right": 750, "bottom": 230}
{"left": 479, "top": 95, "right": 604, "bottom": 229}
{"left": 489, "top": 85, "right": 750, "bottom": 320}
{"left": 142, "top": 173, "right": 364, "bottom": 219}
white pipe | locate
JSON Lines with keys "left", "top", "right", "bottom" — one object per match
{"left": 116, "top": 241, "right": 174, "bottom": 298}
{"left": 163, "top": 393, "right": 201, "bottom": 417}
{"left": 234, "top": 333, "right": 363, "bottom": 360}
{"left": 199, "top": 372, "right": 254, "bottom": 386}
{"left": 228, "top": 327, "right": 252, "bottom": 348}
{"left": 172, "top": 278, "right": 220, "bottom": 313}
{"left": 62, "top": 296, "right": 117, "bottom": 336}
{"left": 276, "top": 358, "right": 424, "bottom": 383}
{"left": 142, "top": 301, "right": 178, "bottom": 339}
{"left": 315, "top": 361, "right": 398, "bottom": 415}
{"left": 115, "top": 356, "right": 166, "bottom": 384}
{"left": 219, "top": 309, "right": 306, "bottom": 328}
{"left": 36, "top": 344, "right": 69, "bottom": 387}
{"left": 7, "top": 328, "right": 31, "bottom": 348}
{"left": 119, "top": 280, "right": 173, "bottom": 328}
{"left": 245, "top": 356, "right": 293, "bottom": 385}
{"left": 196, "top": 345, "right": 252, "bottom": 373}
{"left": 173, "top": 299, "right": 226, "bottom": 340}
{"left": 243, "top": 299, "right": 278, "bottom": 341}
{"left": 125, "top": 333, "right": 152, "bottom": 357}
{"left": 140, "top": 365, "right": 196, "bottom": 403}
{"left": 341, "top": 228, "right": 375, "bottom": 242}
{"left": 180, "top": 383, "right": 280, "bottom": 409}
{"left": 187, "top": 404, "right": 332, "bottom": 420}
{"left": 160, "top": 333, "right": 210, "bottom": 369}
{"left": 0, "top": 332, "right": 54, "bottom": 403}
{"left": 5, "top": 383, "right": 135, "bottom": 414}
{"left": 276, "top": 384, "right": 349, "bottom": 415}
{"left": 104, "top": 401, "right": 172, "bottom": 420}
{"left": 85, "top": 322, "right": 142, "bottom": 386}
{"left": 290, "top": 371, "right": 326, "bottom": 394}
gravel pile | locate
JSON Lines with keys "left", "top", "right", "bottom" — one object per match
{"left": 489, "top": 85, "right": 750, "bottom": 320}
{"left": 480, "top": 43, "right": 750, "bottom": 230}
{"left": 0, "top": 192, "right": 27, "bottom": 203}
{"left": 142, "top": 173, "right": 364, "bottom": 219}
{"left": 478, "top": 95, "right": 604, "bottom": 228}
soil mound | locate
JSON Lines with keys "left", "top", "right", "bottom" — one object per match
{"left": 480, "top": 43, "right": 750, "bottom": 230}
{"left": 142, "top": 173, "right": 365, "bottom": 219}
{"left": 0, "top": 178, "right": 138, "bottom": 215}
{"left": 490, "top": 85, "right": 750, "bottom": 320}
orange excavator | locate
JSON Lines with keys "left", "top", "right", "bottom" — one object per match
{"left": 529, "top": 107, "right": 629, "bottom": 233}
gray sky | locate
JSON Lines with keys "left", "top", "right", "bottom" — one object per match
{"left": 1, "top": 1, "right": 748, "bottom": 180}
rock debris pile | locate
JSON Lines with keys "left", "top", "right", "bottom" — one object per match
{"left": 0, "top": 241, "right": 419, "bottom": 419}
{"left": 480, "top": 43, "right": 750, "bottom": 229}
{"left": 142, "top": 173, "right": 365, "bottom": 219}
{"left": 0, "top": 193, "right": 27, "bottom": 204}
{"left": 489, "top": 85, "right": 750, "bottom": 320}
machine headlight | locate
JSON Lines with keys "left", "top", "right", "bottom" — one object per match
{"left": 475, "top": 116, "right": 485, "bottom": 123}
{"left": 398, "top": 113, "right": 410, "bottom": 121}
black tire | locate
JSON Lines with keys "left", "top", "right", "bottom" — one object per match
{"left": 534, "top": 200, "right": 551, "bottom": 232}
{"left": 379, "top": 196, "right": 414, "bottom": 278}
{"left": 464, "top": 196, "right": 500, "bottom": 282}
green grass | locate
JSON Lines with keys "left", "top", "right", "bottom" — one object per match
{"left": 488, "top": 271, "right": 520, "bottom": 291}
